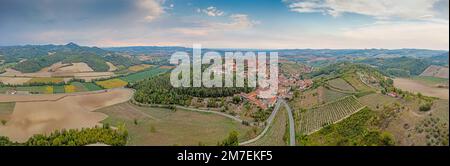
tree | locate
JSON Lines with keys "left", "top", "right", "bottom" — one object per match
{"left": 419, "top": 102, "right": 432, "bottom": 112}
{"left": 218, "top": 131, "right": 239, "bottom": 146}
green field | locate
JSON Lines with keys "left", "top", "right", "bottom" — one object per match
{"left": 319, "top": 86, "right": 350, "bottom": 103}
{"left": 247, "top": 107, "right": 288, "bottom": 146}
{"left": 121, "top": 67, "right": 170, "bottom": 83}
{"left": 411, "top": 76, "right": 449, "bottom": 86}
{"left": 343, "top": 74, "right": 371, "bottom": 91}
{"left": 95, "top": 102, "right": 255, "bottom": 146}
{"left": 82, "top": 82, "right": 103, "bottom": 91}
{"left": 17, "top": 86, "right": 49, "bottom": 94}
{"left": 327, "top": 78, "right": 356, "bottom": 92}
{"left": 298, "top": 96, "right": 365, "bottom": 135}
{"left": 70, "top": 82, "right": 88, "bottom": 92}
{"left": 53, "top": 85, "right": 65, "bottom": 93}
{"left": 298, "top": 108, "right": 394, "bottom": 146}
{"left": 358, "top": 93, "right": 399, "bottom": 111}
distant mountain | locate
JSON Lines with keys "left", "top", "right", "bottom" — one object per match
{"left": 103, "top": 46, "right": 189, "bottom": 55}
{"left": 429, "top": 52, "right": 449, "bottom": 66}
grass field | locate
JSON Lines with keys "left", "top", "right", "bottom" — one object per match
{"left": 247, "top": 107, "right": 288, "bottom": 146}
{"left": 318, "top": 86, "right": 349, "bottom": 104}
{"left": 82, "top": 82, "right": 103, "bottom": 91}
{"left": 95, "top": 78, "right": 128, "bottom": 89}
{"left": 0, "top": 102, "right": 15, "bottom": 115}
{"left": 128, "top": 64, "right": 153, "bottom": 72}
{"left": 327, "top": 78, "right": 356, "bottom": 92}
{"left": 343, "top": 74, "right": 371, "bottom": 91}
{"left": 27, "top": 77, "right": 64, "bottom": 84}
{"left": 121, "top": 67, "right": 170, "bottom": 83}
{"left": 53, "top": 85, "right": 65, "bottom": 93}
{"left": 95, "top": 102, "right": 254, "bottom": 146}
{"left": 358, "top": 93, "right": 399, "bottom": 111}
{"left": 16, "top": 86, "right": 48, "bottom": 94}
{"left": 70, "top": 82, "right": 88, "bottom": 92}
{"left": 411, "top": 76, "right": 449, "bottom": 86}
{"left": 290, "top": 88, "right": 320, "bottom": 109}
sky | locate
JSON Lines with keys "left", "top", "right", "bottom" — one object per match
{"left": 0, "top": 0, "right": 448, "bottom": 50}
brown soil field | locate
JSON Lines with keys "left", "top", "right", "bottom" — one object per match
{"left": 55, "top": 63, "right": 94, "bottom": 73}
{"left": 0, "top": 68, "right": 52, "bottom": 77}
{"left": 0, "top": 88, "right": 133, "bottom": 142}
{"left": 106, "top": 62, "right": 118, "bottom": 71}
{"left": 394, "top": 78, "right": 449, "bottom": 99}
{"left": 0, "top": 77, "right": 32, "bottom": 85}
{"left": 420, "top": 65, "right": 449, "bottom": 79}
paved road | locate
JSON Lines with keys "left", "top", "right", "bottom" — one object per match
{"left": 280, "top": 99, "right": 296, "bottom": 146}
{"left": 132, "top": 94, "right": 296, "bottom": 146}
{"left": 240, "top": 98, "right": 296, "bottom": 146}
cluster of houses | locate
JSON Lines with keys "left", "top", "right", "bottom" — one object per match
{"left": 239, "top": 74, "right": 314, "bottom": 110}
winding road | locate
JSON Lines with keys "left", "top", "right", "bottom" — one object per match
{"left": 239, "top": 98, "right": 296, "bottom": 146}
{"left": 132, "top": 95, "right": 297, "bottom": 146}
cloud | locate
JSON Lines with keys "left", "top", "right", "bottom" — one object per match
{"left": 284, "top": 0, "right": 448, "bottom": 20}
{"left": 201, "top": 6, "right": 225, "bottom": 16}
{"left": 172, "top": 14, "right": 258, "bottom": 36}
{"left": 137, "top": 0, "right": 166, "bottom": 21}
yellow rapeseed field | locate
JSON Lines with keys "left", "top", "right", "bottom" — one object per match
{"left": 95, "top": 79, "right": 128, "bottom": 89}
{"left": 128, "top": 64, "right": 152, "bottom": 72}
{"left": 45, "top": 86, "right": 53, "bottom": 94}
{"left": 64, "top": 85, "right": 76, "bottom": 93}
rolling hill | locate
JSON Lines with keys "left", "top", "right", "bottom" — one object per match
{"left": 0, "top": 43, "right": 140, "bottom": 73}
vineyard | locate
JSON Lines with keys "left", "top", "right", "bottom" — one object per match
{"left": 298, "top": 95, "right": 366, "bottom": 135}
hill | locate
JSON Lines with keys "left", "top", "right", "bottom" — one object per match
{"left": 420, "top": 65, "right": 449, "bottom": 79}
{"left": 0, "top": 43, "right": 140, "bottom": 73}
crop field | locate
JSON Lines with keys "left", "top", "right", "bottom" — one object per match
{"left": 342, "top": 74, "right": 370, "bottom": 91}
{"left": 16, "top": 86, "right": 48, "bottom": 94}
{"left": 27, "top": 77, "right": 64, "bottom": 84}
{"left": 247, "top": 107, "right": 288, "bottom": 146}
{"left": 358, "top": 93, "right": 399, "bottom": 110}
{"left": 96, "top": 102, "right": 254, "bottom": 146}
{"left": 0, "top": 102, "right": 15, "bottom": 115}
{"left": 0, "top": 102, "right": 15, "bottom": 122}
{"left": 317, "top": 86, "right": 349, "bottom": 104}
{"left": 70, "top": 82, "right": 88, "bottom": 92}
{"left": 0, "top": 89, "right": 134, "bottom": 142}
{"left": 64, "top": 85, "right": 76, "bottom": 93}
{"left": 95, "top": 78, "right": 128, "bottom": 89}
{"left": 327, "top": 78, "right": 356, "bottom": 92}
{"left": 298, "top": 96, "right": 366, "bottom": 135}
{"left": 121, "top": 67, "right": 170, "bottom": 83}
{"left": 411, "top": 76, "right": 449, "bottom": 86}
{"left": 159, "top": 66, "right": 176, "bottom": 69}
{"left": 394, "top": 78, "right": 449, "bottom": 99}
{"left": 53, "top": 85, "right": 65, "bottom": 93}
{"left": 128, "top": 64, "right": 153, "bottom": 72}
{"left": 82, "top": 82, "right": 103, "bottom": 91}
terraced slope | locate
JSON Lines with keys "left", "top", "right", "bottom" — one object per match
{"left": 298, "top": 96, "right": 365, "bottom": 135}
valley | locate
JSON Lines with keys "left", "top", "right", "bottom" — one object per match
{"left": 0, "top": 43, "right": 448, "bottom": 146}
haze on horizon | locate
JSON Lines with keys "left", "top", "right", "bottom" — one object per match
{"left": 0, "top": 0, "right": 449, "bottom": 50}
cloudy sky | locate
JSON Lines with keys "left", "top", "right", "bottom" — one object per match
{"left": 0, "top": 0, "right": 448, "bottom": 50}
